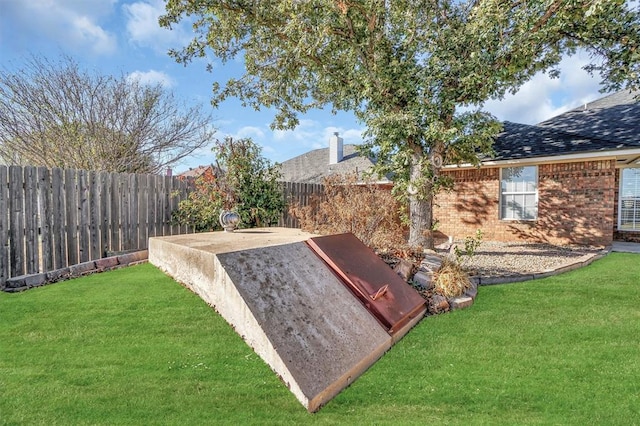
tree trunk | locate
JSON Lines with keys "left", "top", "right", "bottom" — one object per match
{"left": 407, "top": 150, "right": 434, "bottom": 249}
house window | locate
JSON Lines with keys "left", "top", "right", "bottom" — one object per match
{"left": 500, "top": 166, "right": 538, "bottom": 220}
{"left": 619, "top": 168, "right": 640, "bottom": 231}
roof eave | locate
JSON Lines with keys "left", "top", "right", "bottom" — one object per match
{"left": 443, "top": 148, "right": 640, "bottom": 169}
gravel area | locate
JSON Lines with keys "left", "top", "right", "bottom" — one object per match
{"left": 437, "top": 241, "right": 606, "bottom": 277}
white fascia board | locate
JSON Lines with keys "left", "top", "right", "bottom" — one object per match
{"left": 443, "top": 148, "right": 640, "bottom": 170}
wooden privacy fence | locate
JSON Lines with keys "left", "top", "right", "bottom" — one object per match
{"left": 0, "top": 165, "right": 192, "bottom": 286}
{"left": 278, "top": 181, "right": 324, "bottom": 228}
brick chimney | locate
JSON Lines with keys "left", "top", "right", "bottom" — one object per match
{"left": 329, "top": 132, "right": 343, "bottom": 164}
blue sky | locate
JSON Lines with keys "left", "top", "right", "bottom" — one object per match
{"left": 0, "top": 0, "right": 611, "bottom": 173}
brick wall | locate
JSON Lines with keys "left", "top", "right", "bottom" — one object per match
{"left": 434, "top": 160, "right": 616, "bottom": 246}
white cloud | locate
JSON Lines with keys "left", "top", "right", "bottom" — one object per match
{"left": 0, "top": 0, "right": 117, "bottom": 55}
{"left": 320, "top": 127, "right": 363, "bottom": 146}
{"left": 72, "top": 15, "right": 116, "bottom": 55}
{"left": 273, "top": 119, "right": 320, "bottom": 143}
{"left": 127, "top": 70, "right": 175, "bottom": 87}
{"left": 235, "top": 126, "right": 266, "bottom": 140}
{"left": 482, "top": 50, "right": 603, "bottom": 124}
{"left": 123, "top": 0, "right": 190, "bottom": 53}
{"left": 272, "top": 119, "right": 362, "bottom": 144}
{"left": 261, "top": 145, "right": 276, "bottom": 155}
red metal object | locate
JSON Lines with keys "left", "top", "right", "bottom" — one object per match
{"left": 306, "top": 233, "right": 426, "bottom": 335}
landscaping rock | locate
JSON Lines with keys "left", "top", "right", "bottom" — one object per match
{"left": 118, "top": 250, "right": 148, "bottom": 265}
{"left": 46, "top": 268, "right": 70, "bottom": 283}
{"left": 427, "top": 294, "right": 449, "bottom": 314}
{"left": 5, "top": 276, "right": 25, "bottom": 289}
{"left": 69, "top": 261, "right": 97, "bottom": 277}
{"left": 449, "top": 296, "right": 473, "bottom": 310}
{"left": 5, "top": 273, "right": 46, "bottom": 289}
{"left": 413, "top": 271, "right": 434, "bottom": 290}
{"left": 464, "top": 283, "right": 478, "bottom": 300}
{"left": 95, "top": 257, "right": 119, "bottom": 271}
{"left": 393, "top": 259, "right": 414, "bottom": 281}
{"left": 420, "top": 255, "right": 442, "bottom": 273}
{"left": 26, "top": 273, "right": 48, "bottom": 288}
{"left": 3, "top": 286, "right": 28, "bottom": 293}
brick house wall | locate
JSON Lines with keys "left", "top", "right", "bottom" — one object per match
{"left": 434, "top": 159, "right": 616, "bottom": 246}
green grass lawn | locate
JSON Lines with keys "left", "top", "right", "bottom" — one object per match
{"left": 1, "top": 253, "right": 639, "bottom": 425}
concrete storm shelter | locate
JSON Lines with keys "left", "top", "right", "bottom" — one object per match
{"left": 149, "top": 228, "right": 426, "bottom": 412}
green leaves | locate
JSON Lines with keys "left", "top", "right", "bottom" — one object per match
{"left": 213, "top": 137, "right": 285, "bottom": 228}
{"left": 161, "top": 0, "right": 640, "bottom": 245}
{"left": 172, "top": 137, "right": 285, "bottom": 231}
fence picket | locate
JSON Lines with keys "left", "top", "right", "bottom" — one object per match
{"left": 51, "top": 168, "right": 66, "bottom": 269}
{"left": 90, "top": 171, "right": 101, "bottom": 260}
{"left": 38, "top": 167, "right": 54, "bottom": 272}
{"left": 162, "top": 176, "right": 171, "bottom": 236}
{"left": 99, "top": 172, "right": 109, "bottom": 257}
{"left": 65, "top": 169, "right": 79, "bottom": 266}
{"left": 110, "top": 173, "right": 121, "bottom": 252}
{"left": 78, "top": 170, "right": 90, "bottom": 263}
{"left": 147, "top": 175, "right": 157, "bottom": 238}
{"left": 0, "top": 166, "right": 8, "bottom": 283}
{"left": 9, "top": 166, "right": 25, "bottom": 277}
{"left": 23, "top": 167, "right": 39, "bottom": 274}
{"left": 120, "top": 174, "right": 131, "bottom": 250}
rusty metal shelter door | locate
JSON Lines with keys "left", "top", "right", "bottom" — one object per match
{"left": 306, "top": 233, "right": 426, "bottom": 335}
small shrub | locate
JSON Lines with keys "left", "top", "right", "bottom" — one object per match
{"left": 290, "top": 173, "right": 406, "bottom": 250}
{"left": 172, "top": 137, "right": 285, "bottom": 231}
{"left": 433, "top": 258, "right": 471, "bottom": 298}
{"left": 453, "top": 229, "right": 483, "bottom": 267}
{"left": 172, "top": 175, "right": 224, "bottom": 232}
{"left": 214, "top": 137, "right": 285, "bottom": 228}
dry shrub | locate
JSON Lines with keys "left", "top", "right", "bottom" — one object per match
{"left": 290, "top": 173, "right": 407, "bottom": 250}
{"left": 434, "top": 257, "right": 471, "bottom": 298}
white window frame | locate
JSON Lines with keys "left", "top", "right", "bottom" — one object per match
{"left": 618, "top": 167, "right": 640, "bottom": 231}
{"left": 500, "top": 166, "right": 538, "bottom": 221}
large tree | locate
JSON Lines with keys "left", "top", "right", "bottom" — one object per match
{"left": 160, "top": 0, "right": 640, "bottom": 247}
{"left": 0, "top": 55, "right": 216, "bottom": 174}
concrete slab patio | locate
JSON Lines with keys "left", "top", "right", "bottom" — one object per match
{"left": 148, "top": 228, "right": 425, "bottom": 412}
{"left": 612, "top": 241, "right": 640, "bottom": 253}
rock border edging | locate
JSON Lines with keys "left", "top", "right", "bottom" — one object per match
{"left": 399, "top": 246, "right": 612, "bottom": 315}
{"left": 1, "top": 250, "right": 149, "bottom": 293}
{"left": 470, "top": 247, "right": 611, "bottom": 286}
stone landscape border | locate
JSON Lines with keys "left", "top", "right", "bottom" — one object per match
{"left": 401, "top": 246, "right": 612, "bottom": 314}
{"left": 470, "top": 247, "right": 611, "bottom": 286}
{"left": 1, "top": 250, "right": 148, "bottom": 293}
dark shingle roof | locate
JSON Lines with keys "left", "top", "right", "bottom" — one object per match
{"left": 278, "top": 144, "right": 390, "bottom": 184}
{"left": 537, "top": 90, "right": 639, "bottom": 144}
{"left": 491, "top": 90, "right": 640, "bottom": 161}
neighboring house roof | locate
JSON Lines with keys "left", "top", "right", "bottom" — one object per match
{"left": 278, "top": 144, "right": 390, "bottom": 184}
{"left": 177, "top": 164, "right": 221, "bottom": 179}
{"left": 489, "top": 90, "right": 640, "bottom": 163}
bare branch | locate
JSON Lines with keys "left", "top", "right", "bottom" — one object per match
{"left": 0, "top": 55, "right": 216, "bottom": 173}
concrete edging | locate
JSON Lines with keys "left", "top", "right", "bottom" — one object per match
{"left": 2, "top": 250, "right": 149, "bottom": 293}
